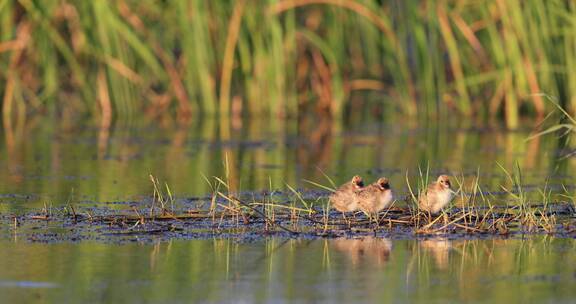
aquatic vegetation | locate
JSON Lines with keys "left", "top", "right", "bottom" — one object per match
{"left": 0, "top": 1, "right": 575, "bottom": 128}
{"left": 6, "top": 197, "right": 575, "bottom": 242}
{"left": 149, "top": 174, "right": 176, "bottom": 216}
{"left": 529, "top": 94, "right": 576, "bottom": 140}
{"left": 6, "top": 166, "right": 576, "bottom": 242}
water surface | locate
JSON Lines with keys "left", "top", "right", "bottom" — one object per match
{"left": 1, "top": 118, "right": 575, "bottom": 303}
{"left": 0, "top": 117, "right": 573, "bottom": 212}
{"left": 1, "top": 237, "right": 574, "bottom": 303}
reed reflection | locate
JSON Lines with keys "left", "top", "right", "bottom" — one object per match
{"left": 0, "top": 236, "right": 573, "bottom": 303}
{"left": 0, "top": 116, "right": 573, "bottom": 209}
{"left": 296, "top": 114, "right": 334, "bottom": 174}
{"left": 2, "top": 114, "right": 24, "bottom": 184}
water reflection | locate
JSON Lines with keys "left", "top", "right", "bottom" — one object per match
{"left": 417, "top": 238, "right": 452, "bottom": 270}
{"left": 0, "top": 237, "right": 574, "bottom": 302}
{"left": 332, "top": 236, "right": 392, "bottom": 267}
{"left": 0, "top": 116, "right": 573, "bottom": 210}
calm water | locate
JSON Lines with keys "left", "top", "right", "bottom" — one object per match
{"left": 1, "top": 117, "right": 575, "bottom": 302}
{"left": 0, "top": 117, "right": 574, "bottom": 211}
{"left": 1, "top": 237, "right": 575, "bottom": 303}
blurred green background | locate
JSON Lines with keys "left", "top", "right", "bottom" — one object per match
{"left": 1, "top": 0, "right": 575, "bottom": 130}
{"left": 1, "top": 0, "right": 576, "bottom": 207}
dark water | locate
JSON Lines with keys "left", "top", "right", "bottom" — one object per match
{"left": 1, "top": 237, "right": 575, "bottom": 303}
{"left": 1, "top": 118, "right": 575, "bottom": 302}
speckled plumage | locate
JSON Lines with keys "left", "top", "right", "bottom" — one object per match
{"left": 418, "top": 175, "right": 454, "bottom": 214}
{"left": 357, "top": 178, "right": 394, "bottom": 215}
{"left": 330, "top": 175, "right": 364, "bottom": 213}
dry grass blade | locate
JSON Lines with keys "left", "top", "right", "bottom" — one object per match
{"left": 303, "top": 179, "right": 335, "bottom": 192}
{"left": 218, "top": 192, "right": 298, "bottom": 234}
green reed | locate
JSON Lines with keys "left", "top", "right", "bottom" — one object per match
{"left": 0, "top": 1, "right": 575, "bottom": 127}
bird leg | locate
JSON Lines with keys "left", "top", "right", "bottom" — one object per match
{"left": 341, "top": 212, "right": 352, "bottom": 229}
{"left": 372, "top": 213, "right": 380, "bottom": 230}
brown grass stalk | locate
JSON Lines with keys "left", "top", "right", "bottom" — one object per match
{"left": 219, "top": 0, "right": 247, "bottom": 115}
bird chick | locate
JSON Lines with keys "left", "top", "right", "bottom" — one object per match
{"left": 357, "top": 177, "right": 394, "bottom": 217}
{"left": 418, "top": 175, "right": 454, "bottom": 214}
{"left": 330, "top": 175, "right": 364, "bottom": 213}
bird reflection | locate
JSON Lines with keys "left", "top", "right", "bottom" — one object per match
{"left": 419, "top": 238, "right": 452, "bottom": 270}
{"left": 332, "top": 236, "right": 392, "bottom": 267}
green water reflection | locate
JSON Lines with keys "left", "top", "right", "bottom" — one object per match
{"left": 0, "top": 237, "right": 574, "bottom": 303}
{"left": 0, "top": 117, "right": 574, "bottom": 211}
